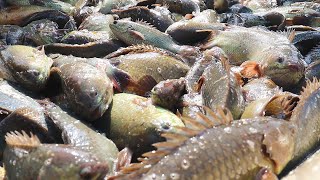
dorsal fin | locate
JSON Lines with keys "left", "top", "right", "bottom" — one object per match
{"left": 105, "top": 44, "right": 166, "bottom": 59}
{"left": 277, "top": 29, "right": 296, "bottom": 42}
{"left": 5, "top": 131, "right": 40, "bottom": 149}
{"left": 108, "top": 107, "right": 233, "bottom": 179}
{"left": 290, "top": 78, "right": 320, "bottom": 123}
{"left": 135, "top": 19, "right": 156, "bottom": 29}
{"left": 299, "top": 78, "right": 320, "bottom": 104}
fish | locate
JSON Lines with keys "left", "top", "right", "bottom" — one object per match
{"left": 50, "top": 62, "right": 113, "bottom": 121}
{"left": 155, "top": 0, "right": 206, "bottom": 15}
{"left": 43, "top": 40, "right": 125, "bottom": 58}
{"left": 201, "top": 26, "right": 305, "bottom": 89}
{"left": 42, "top": 101, "right": 119, "bottom": 172}
{"left": 109, "top": 19, "right": 200, "bottom": 65}
{"left": 109, "top": 108, "right": 296, "bottom": 179}
{"left": 108, "top": 46, "right": 190, "bottom": 95}
{"left": 3, "top": 131, "right": 109, "bottom": 179}
{"left": 106, "top": 93, "right": 184, "bottom": 160}
{"left": 200, "top": 58, "right": 245, "bottom": 119}
{"left": 111, "top": 6, "right": 174, "bottom": 32}
{"left": 0, "top": 45, "right": 53, "bottom": 91}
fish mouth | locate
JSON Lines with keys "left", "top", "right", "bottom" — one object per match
{"left": 286, "top": 63, "right": 305, "bottom": 73}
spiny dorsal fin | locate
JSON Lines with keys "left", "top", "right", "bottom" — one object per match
{"left": 108, "top": 107, "right": 233, "bottom": 179}
{"left": 300, "top": 78, "right": 320, "bottom": 104}
{"left": 5, "top": 131, "right": 40, "bottom": 149}
{"left": 277, "top": 29, "right": 296, "bottom": 42}
{"left": 135, "top": 19, "right": 156, "bottom": 29}
{"left": 290, "top": 78, "right": 320, "bottom": 122}
{"left": 105, "top": 44, "right": 166, "bottom": 59}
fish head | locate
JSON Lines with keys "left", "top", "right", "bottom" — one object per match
{"left": 1, "top": 45, "right": 53, "bottom": 91}
{"left": 109, "top": 20, "right": 136, "bottom": 35}
{"left": 260, "top": 45, "right": 305, "bottom": 89}
{"left": 59, "top": 63, "right": 113, "bottom": 120}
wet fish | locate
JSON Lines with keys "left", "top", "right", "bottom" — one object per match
{"left": 51, "top": 62, "right": 113, "bottom": 121}
{"left": 241, "top": 77, "right": 281, "bottom": 104}
{"left": 23, "top": 19, "right": 65, "bottom": 46}
{"left": 200, "top": 59, "right": 245, "bottom": 119}
{"left": 61, "top": 30, "right": 114, "bottom": 44}
{"left": 0, "top": 107, "right": 56, "bottom": 160}
{"left": 97, "top": 0, "right": 137, "bottom": 14}
{"left": 43, "top": 101, "right": 119, "bottom": 171}
{"left": 0, "top": 45, "right": 53, "bottom": 91}
{"left": 155, "top": 0, "right": 206, "bottom": 15}
{"left": 166, "top": 21, "right": 226, "bottom": 44}
{"left": 109, "top": 19, "right": 200, "bottom": 65}
{"left": 0, "top": 25, "right": 25, "bottom": 45}
{"left": 112, "top": 6, "right": 174, "bottom": 32}
{"left": 3, "top": 131, "right": 109, "bottom": 180}
{"left": 110, "top": 109, "right": 296, "bottom": 179}
{"left": 151, "top": 78, "right": 186, "bottom": 111}
{"left": 0, "top": 5, "right": 76, "bottom": 28}
{"left": 201, "top": 26, "right": 305, "bottom": 89}
{"left": 43, "top": 40, "right": 125, "bottom": 58}
{"left": 106, "top": 93, "right": 184, "bottom": 160}
{"left": 108, "top": 47, "right": 190, "bottom": 95}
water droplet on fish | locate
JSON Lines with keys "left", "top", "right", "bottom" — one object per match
{"left": 249, "top": 127, "right": 257, "bottom": 134}
{"left": 170, "top": 173, "right": 180, "bottom": 179}
{"left": 151, "top": 173, "right": 157, "bottom": 179}
{"left": 144, "top": 164, "right": 152, "bottom": 169}
{"left": 157, "top": 67, "right": 162, "bottom": 73}
{"left": 246, "top": 140, "right": 255, "bottom": 151}
{"left": 190, "top": 137, "right": 197, "bottom": 143}
{"left": 224, "top": 127, "right": 231, "bottom": 133}
{"left": 181, "top": 159, "right": 190, "bottom": 169}
{"left": 199, "top": 142, "right": 205, "bottom": 149}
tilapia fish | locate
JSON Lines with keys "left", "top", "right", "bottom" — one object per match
{"left": 110, "top": 108, "right": 296, "bottom": 180}
{"left": 3, "top": 131, "right": 109, "bottom": 180}
{"left": 201, "top": 26, "right": 305, "bottom": 89}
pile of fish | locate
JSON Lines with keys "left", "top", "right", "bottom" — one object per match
{"left": 0, "top": 0, "right": 320, "bottom": 179}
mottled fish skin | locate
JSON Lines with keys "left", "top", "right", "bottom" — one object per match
{"left": 43, "top": 102, "right": 119, "bottom": 172}
{"left": 112, "top": 6, "right": 174, "bottom": 32}
{"left": 4, "top": 131, "right": 109, "bottom": 180}
{"left": 201, "top": 26, "right": 305, "bottom": 89}
{"left": 113, "top": 116, "right": 296, "bottom": 180}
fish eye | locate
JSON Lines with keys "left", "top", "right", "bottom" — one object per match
{"left": 277, "top": 57, "right": 284, "bottom": 63}
{"left": 113, "top": 21, "right": 118, "bottom": 25}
